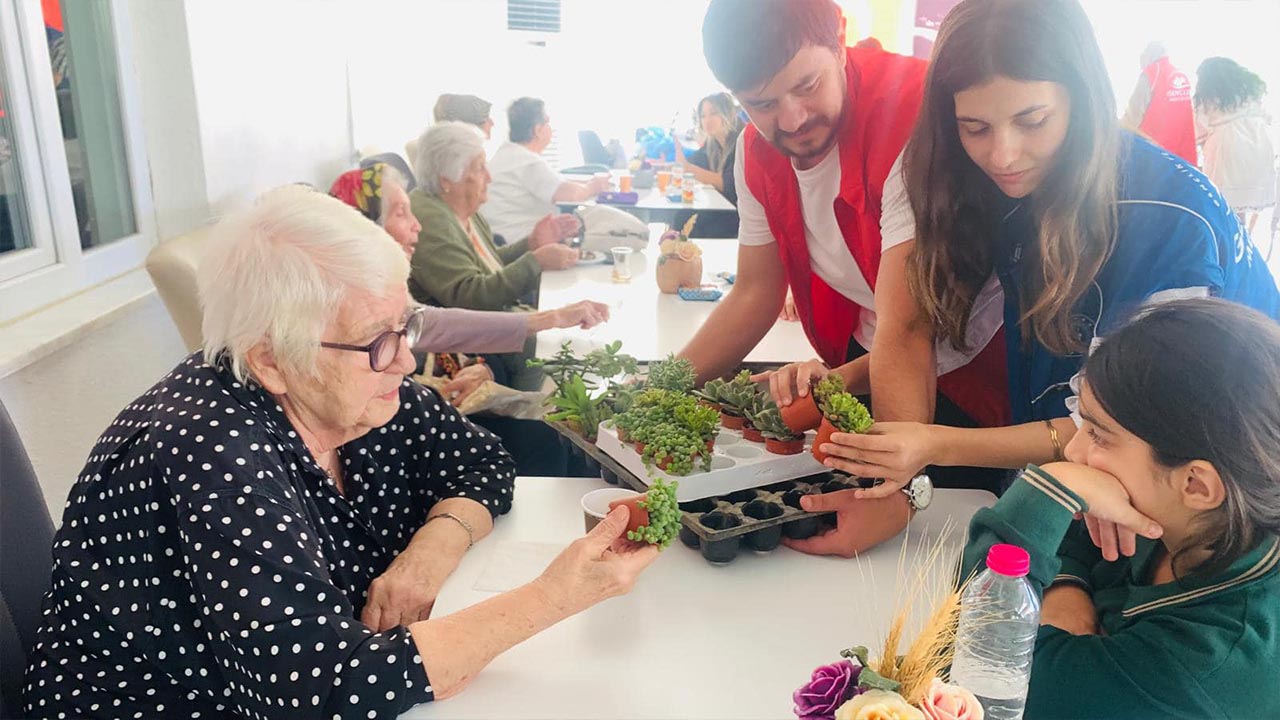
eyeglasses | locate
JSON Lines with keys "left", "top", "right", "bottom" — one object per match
{"left": 320, "top": 307, "right": 426, "bottom": 372}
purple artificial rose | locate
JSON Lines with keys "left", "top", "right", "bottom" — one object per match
{"left": 793, "top": 659, "right": 863, "bottom": 720}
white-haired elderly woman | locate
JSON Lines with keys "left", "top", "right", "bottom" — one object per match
{"left": 407, "top": 121, "right": 581, "bottom": 390}
{"left": 22, "top": 185, "right": 659, "bottom": 718}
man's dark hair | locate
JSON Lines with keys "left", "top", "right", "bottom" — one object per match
{"left": 508, "top": 97, "right": 547, "bottom": 143}
{"left": 702, "top": 0, "right": 843, "bottom": 92}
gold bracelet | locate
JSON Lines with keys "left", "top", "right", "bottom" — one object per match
{"left": 1044, "top": 419, "right": 1064, "bottom": 462}
{"left": 428, "top": 512, "right": 475, "bottom": 549}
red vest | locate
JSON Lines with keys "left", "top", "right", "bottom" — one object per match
{"left": 1139, "top": 57, "right": 1197, "bottom": 164}
{"left": 742, "top": 46, "right": 1009, "bottom": 427}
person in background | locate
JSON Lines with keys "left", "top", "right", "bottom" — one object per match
{"left": 681, "top": 0, "right": 1012, "bottom": 558}
{"left": 815, "top": 0, "right": 1279, "bottom": 556}
{"left": 674, "top": 92, "right": 744, "bottom": 202}
{"left": 482, "top": 97, "right": 611, "bottom": 243}
{"left": 407, "top": 121, "right": 581, "bottom": 391}
{"left": 1194, "top": 57, "right": 1276, "bottom": 236}
{"left": 330, "top": 163, "right": 607, "bottom": 476}
{"left": 1122, "top": 41, "right": 1196, "bottom": 164}
{"left": 959, "top": 298, "right": 1279, "bottom": 719}
{"left": 21, "top": 185, "right": 659, "bottom": 718}
{"left": 434, "top": 93, "right": 495, "bottom": 139}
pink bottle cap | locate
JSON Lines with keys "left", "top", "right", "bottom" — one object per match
{"left": 986, "top": 544, "right": 1031, "bottom": 577}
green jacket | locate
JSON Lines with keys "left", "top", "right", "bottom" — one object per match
{"left": 962, "top": 465, "right": 1280, "bottom": 720}
{"left": 407, "top": 190, "right": 541, "bottom": 311}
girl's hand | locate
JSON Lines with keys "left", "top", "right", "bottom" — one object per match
{"left": 749, "top": 359, "right": 829, "bottom": 407}
{"left": 1038, "top": 462, "right": 1163, "bottom": 558}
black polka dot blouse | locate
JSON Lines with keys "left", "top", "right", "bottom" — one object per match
{"left": 24, "top": 353, "right": 516, "bottom": 719}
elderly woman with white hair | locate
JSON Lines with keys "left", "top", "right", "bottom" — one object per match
{"left": 22, "top": 185, "right": 659, "bottom": 718}
{"left": 408, "top": 121, "right": 581, "bottom": 390}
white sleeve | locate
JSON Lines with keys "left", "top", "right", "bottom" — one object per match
{"left": 732, "top": 132, "right": 776, "bottom": 247}
{"left": 879, "top": 150, "right": 915, "bottom": 251}
{"left": 523, "top": 157, "right": 567, "bottom": 205}
{"left": 1063, "top": 286, "right": 1210, "bottom": 425}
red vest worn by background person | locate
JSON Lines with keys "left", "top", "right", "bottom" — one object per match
{"left": 1139, "top": 56, "right": 1197, "bottom": 164}
{"left": 742, "top": 45, "right": 1010, "bottom": 427}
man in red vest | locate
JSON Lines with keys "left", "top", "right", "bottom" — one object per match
{"left": 1123, "top": 42, "right": 1197, "bottom": 164}
{"left": 678, "top": 0, "right": 1009, "bottom": 556}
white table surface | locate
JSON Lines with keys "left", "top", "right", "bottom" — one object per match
{"left": 536, "top": 238, "right": 814, "bottom": 364}
{"left": 405, "top": 477, "right": 995, "bottom": 720}
{"left": 559, "top": 170, "right": 735, "bottom": 217}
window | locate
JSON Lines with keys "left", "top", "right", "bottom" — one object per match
{"left": 0, "top": 0, "right": 152, "bottom": 322}
{"left": 507, "top": 0, "right": 561, "bottom": 34}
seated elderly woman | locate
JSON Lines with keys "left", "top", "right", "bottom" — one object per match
{"left": 408, "top": 121, "right": 582, "bottom": 390}
{"left": 330, "top": 163, "right": 605, "bottom": 476}
{"left": 22, "top": 185, "right": 658, "bottom": 718}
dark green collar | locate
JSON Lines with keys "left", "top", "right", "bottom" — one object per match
{"left": 1121, "top": 535, "right": 1280, "bottom": 618}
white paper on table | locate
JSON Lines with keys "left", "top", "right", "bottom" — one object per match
{"left": 472, "top": 541, "right": 564, "bottom": 593}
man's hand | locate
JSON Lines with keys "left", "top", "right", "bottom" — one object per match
{"left": 1041, "top": 584, "right": 1099, "bottom": 636}
{"left": 782, "top": 491, "right": 912, "bottom": 558}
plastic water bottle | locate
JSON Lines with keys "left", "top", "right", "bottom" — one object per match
{"left": 950, "top": 544, "right": 1041, "bottom": 720}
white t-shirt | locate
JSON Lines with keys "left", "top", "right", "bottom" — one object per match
{"left": 481, "top": 142, "right": 565, "bottom": 243}
{"left": 735, "top": 133, "right": 1004, "bottom": 375}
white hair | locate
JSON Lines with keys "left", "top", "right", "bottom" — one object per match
{"left": 412, "top": 121, "right": 486, "bottom": 195}
{"left": 198, "top": 184, "right": 410, "bottom": 383}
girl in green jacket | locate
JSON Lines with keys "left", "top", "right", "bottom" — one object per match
{"left": 962, "top": 297, "right": 1280, "bottom": 719}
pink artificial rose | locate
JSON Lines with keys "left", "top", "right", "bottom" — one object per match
{"left": 919, "top": 679, "right": 984, "bottom": 720}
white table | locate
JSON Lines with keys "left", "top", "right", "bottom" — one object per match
{"left": 405, "top": 477, "right": 995, "bottom": 720}
{"left": 559, "top": 171, "right": 736, "bottom": 223}
{"left": 536, "top": 238, "right": 814, "bottom": 364}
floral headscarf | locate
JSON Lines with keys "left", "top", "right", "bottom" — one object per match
{"left": 329, "top": 163, "right": 388, "bottom": 222}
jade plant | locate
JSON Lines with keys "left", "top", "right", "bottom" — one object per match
{"left": 626, "top": 479, "right": 682, "bottom": 547}
{"left": 819, "top": 392, "right": 874, "bottom": 433}
{"left": 646, "top": 354, "right": 697, "bottom": 393}
{"left": 529, "top": 340, "right": 639, "bottom": 440}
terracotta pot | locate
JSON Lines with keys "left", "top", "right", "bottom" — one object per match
{"left": 780, "top": 395, "right": 823, "bottom": 433}
{"left": 705, "top": 439, "right": 715, "bottom": 453}
{"left": 698, "top": 399, "right": 723, "bottom": 412}
{"left": 608, "top": 495, "right": 650, "bottom": 533}
{"left": 655, "top": 256, "right": 703, "bottom": 293}
{"left": 742, "top": 425, "right": 765, "bottom": 443}
{"left": 812, "top": 418, "right": 838, "bottom": 464}
{"left": 720, "top": 412, "right": 746, "bottom": 430}
{"left": 616, "top": 427, "right": 630, "bottom": 443}
{"left": 634, "top": 441, "right": 647, "bottom": 454}
{"left": 765, "top": 437, "right": 805, "bottom": 455}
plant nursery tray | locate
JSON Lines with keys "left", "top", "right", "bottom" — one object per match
{"left": 594, "top": 420, "right": 828, "bottom": 502}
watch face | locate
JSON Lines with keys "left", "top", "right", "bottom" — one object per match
{"left": 910, "top": 475, "right": 934, "bottom": 510}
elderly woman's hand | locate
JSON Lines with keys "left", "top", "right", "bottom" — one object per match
{"left": 553, "top": 300, "right": 610, "bottom": 329}
{"left": 533, "top": 506, "right": 661, "bottom": 614}
{"left": 529, "top": 213, "right": 581, "bottom": 249}
{"left": 442, "top": 364, "right": 494, "bottom": 406}
{"left": 533, "top": 243, "right": 580, "bottom": 270}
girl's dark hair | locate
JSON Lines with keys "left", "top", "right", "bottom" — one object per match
{"left": 1194, "top": 57, "right": 1268, "bottom": 114}
{"left": 904, "top": 0, "right": 1119, "bottom": 355}
{"left": 1085, "top": 298, "right": 1280, "bottom": 578}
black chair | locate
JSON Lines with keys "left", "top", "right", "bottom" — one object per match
{"left": 0, "top": 399, "right": 54, "bottom": 719}
{"left": 578, "top": 130, "right": 613, "bottom": 167}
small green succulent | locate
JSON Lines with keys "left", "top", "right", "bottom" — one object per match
{"left": 819, "top": 392, "right": 874, "bottom": 433}
{"left": 812, "top": 373, "right": 846, "bottom": 404}
{"left": 646, "top": 354, "right": 698, "bottom": 393}
{"left": 716, "top": 370, "right": 760, "bottom": 417}
{"left": 750, "top": 405, "right": 804, "bottom": 442}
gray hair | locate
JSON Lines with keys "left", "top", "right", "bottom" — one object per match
{"left": 198, "top": 184, "right": 409, "bottom": 383}
{"left": 376, "top": 164, "right": 410, "bottom": 227}
{"left": 412, "top": 121, "right": 487, "bottom": 195}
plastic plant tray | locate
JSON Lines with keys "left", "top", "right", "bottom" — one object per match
{"left": 594, "top": 420, "right": 827, "bottom": 502}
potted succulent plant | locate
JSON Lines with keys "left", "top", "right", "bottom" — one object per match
{"left": 781, "top": 372, "right": 845, "bottom": 433}
{"left": 544, "top": 375, "right": 609, "bottom": 441}
{"left": 752, "top": 405, "right": 806, "bottom": 455}
{"left": 675, "top": 401, "right": 720, "bottom": 452}
{"left": 714, "top": 370, "right": 758, "bottom": 430}
{"left": 641, "top": 425, "right": 710, "bottom": 476}
{"left": 692, "top": 377, "right": 726, "bottom": 412}
{"left": 813, "top": 392, "right": 874, "bottom": 464}
{"left": 655, "top": 215, "right": 703, "bottom": 293}
{"left": 740, "top": 392, "right": 772, "bottom": 443}
{"left": 608, "top": 478, "right": 682, "bottom": 547}
{"left": 646, "top": 354, "right": 697, "bottom": 393}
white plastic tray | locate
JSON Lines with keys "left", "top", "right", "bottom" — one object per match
{"left": 595, "top": 421, "right": 827, "bottom": 502}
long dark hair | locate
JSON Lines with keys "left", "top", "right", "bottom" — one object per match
{"left": 904, "top": 0, "right": 1119, "bottom": 355}
{"left": 1086, "top": 298, "right": 1280, "bottom": 578}
{"left": 1194, "top": 57, "right": 1268, "bottom": 114}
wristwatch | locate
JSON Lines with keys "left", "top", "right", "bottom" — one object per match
{"left": 901, "top": 473, "right": 934, "bottom": 512}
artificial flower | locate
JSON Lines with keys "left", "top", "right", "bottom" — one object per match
{"left": 676, "top": 241, "right": 700, "bottom": 261}
{"left": 919, "top": 679, "right": 983, "bottom": 720}
{"left": 835, "top": 690, "right": 926, "bottom": 720}
{"left": 793, "top": 659, "right": 861, "bottom": 720}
